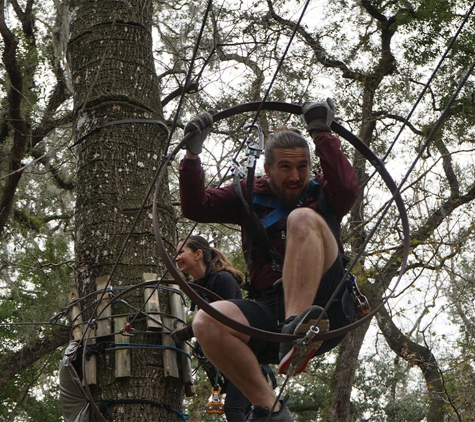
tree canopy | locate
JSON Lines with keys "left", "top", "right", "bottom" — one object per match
{"left": 1, "top": 0, "right": 475, "bottom": 421}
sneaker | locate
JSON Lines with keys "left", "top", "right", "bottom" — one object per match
{"left": 278, "top": 305, "right": 329, "bottom": 376}
{"left": 247, "top": 400, "right": 294, "bottom": 422}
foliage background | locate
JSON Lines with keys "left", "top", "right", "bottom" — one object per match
{"left": 1, "top": 0, "right": 475, "bottom": 421}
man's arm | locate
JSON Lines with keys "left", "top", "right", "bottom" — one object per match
{"left": 302, "top": 99, "right": 360, "bottom": 218}
{"left": 179, "top": 155, "right": 243, "bottom": 224}
{"left": 178, "top": 112, "right": 243, "bottom": 223}
{"left": 312, "top": 131, "right": 360, "bottom": 218}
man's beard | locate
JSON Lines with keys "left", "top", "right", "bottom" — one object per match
{"left": 269, "top": 179, "right": 307, "bottom": 208}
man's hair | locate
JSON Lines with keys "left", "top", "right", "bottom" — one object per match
{"left": 264, "top": 126, "right": 310, "bottom": 166}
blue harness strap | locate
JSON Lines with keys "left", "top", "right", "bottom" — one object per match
{"left": 253, "top": 180, "right": 319, "bottom": 228}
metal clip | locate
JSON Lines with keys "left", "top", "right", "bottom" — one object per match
{"left": 229, "top": 158, "right": 245, "bottom": 179}
{"left": 243, "top": 123, "right": 264, "bottom": 169}
{"left": 347, "top": 273, "right": 371, "bottom": 319}
{"left": 301, "top": 325, "right": 320, "bottom": 346}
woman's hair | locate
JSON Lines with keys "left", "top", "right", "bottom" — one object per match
{"left": 180, "top": 235, "right": 244, "bottom": 285}
{"left": 264, "top": 126, "right": 310, "bottom": 166}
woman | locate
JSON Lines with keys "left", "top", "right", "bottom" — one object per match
{"left": 174, "top": 235, "right": 243, "bottom": 305}
{"left": 172, "top": 235, "right": 251, "bottom": 421}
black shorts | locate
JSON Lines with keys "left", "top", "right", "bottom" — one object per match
{"left": 230, "top": 254, "right": 356, "bottom": 364}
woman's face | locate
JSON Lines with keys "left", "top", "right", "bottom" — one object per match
{"left": 175, "top": 241, "right": 200, "bottom": 275}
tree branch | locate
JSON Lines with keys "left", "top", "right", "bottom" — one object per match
{"left": 377, "top": 306, "right": 446, "bottom": 420}
{"left": 161, "top": 82, "right": 199, "bottom": 108}
{"left": 266, "top": 0, "right": 363, "bottom": 81}
{"left": 0, "top": 325, "right": 70, "bottom": 390}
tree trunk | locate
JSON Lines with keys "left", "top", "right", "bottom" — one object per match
{"left": 327, "top": 322, "right": 371, "bottom": 422}
{"left": 377, "top": 307, "right": 446, "bottom": 422}
{"left": 68, "top": 1, "right": 182, "bottom": 420}
{"left": 326, "top": 78, "right": 375, "bottom": 420}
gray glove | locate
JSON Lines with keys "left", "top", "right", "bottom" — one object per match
{"left": 301, "top": 98, "right": 335, "bottom": 133}
{"left": 184, "top": 112, "right": 213, "bottom": 155}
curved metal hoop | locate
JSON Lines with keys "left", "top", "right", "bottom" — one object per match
{"left": 153, "top": 102, "right": 410, "bottom": 344}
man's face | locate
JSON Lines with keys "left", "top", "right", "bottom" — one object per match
{"left": 264, "top": 147, "right": 311, "bottom": 207}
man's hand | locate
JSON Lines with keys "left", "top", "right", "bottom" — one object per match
{"left": 301, "top": 98, "right": 335, "bottom": 133}
{"left": 184, "top": 112, "right": 213, "bottom": 155}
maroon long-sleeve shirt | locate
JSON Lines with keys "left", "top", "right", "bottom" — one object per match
{"left": 179, "top": 132, "right": 360, "bottom": 294}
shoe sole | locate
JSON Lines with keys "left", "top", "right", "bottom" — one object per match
{"left": 278, "top": 308, "right": 329, "bottom": 376}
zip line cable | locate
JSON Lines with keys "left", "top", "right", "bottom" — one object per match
{"left": 162, "top": 0, "right": 215, "bottom": 153}
{"left": 397, "top": 58, "right": 475, "bottom": 195}
{"left": 382, "top": 0, "right": 475, "bottom": 161}
{"left": 248, "top": 0, "right": 313, "bottom": 127}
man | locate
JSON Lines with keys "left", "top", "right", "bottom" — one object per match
{"left": 178, "top": 99, "right": 360, "bottom": 421}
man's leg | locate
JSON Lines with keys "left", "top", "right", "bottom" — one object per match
{"left": 283, "top": 207, "right": 339, "bottom": 318}
{"left": 223, "top": 381, "right": 252, "bottom": 421}
{"left": 278, "top": 207, "right": 339, "bottom": 375}
{"left": 192, "top": 301, "right": 279, "bottom": 411}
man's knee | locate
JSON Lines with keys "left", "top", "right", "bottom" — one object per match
{"left": 287, "top": 208, "right": 339, "bottom": 265}
{"left": 287, "top": 208, "right": 329, "bottom": 236}
{"left": 192, "top": 309, "right": 206, "bottom": 326}
{"left": 192, "top": 309, "right": 214, "bottom": 338}
{"left": 193, "top": 301, "right": 249, "bottom": 342}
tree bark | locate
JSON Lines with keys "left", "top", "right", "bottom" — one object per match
{"left": 327, "top": 322, "right": 371, "bottom": 422}
{"left": 68, "top": 1, "right": 182, "bottom": 420}
{"left": 377, "top": 307, "right": 445, "bottom": 422}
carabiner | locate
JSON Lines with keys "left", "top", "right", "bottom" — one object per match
{"left": 243, "top": 123, "right": 264, "bottom": 168}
